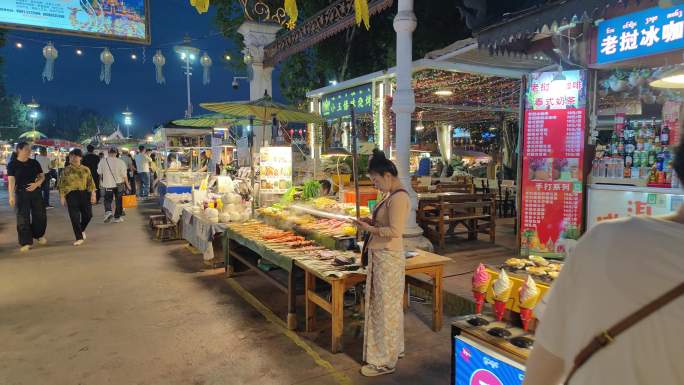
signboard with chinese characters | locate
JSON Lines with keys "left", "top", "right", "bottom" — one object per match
{"left": 0, "top": 0, "right": 150, "bottom": 43}
{"left": 587, "top": 187, "right": 684, "bottom": 228}
{"left": 453, "top": 336, "right": 525, "bottom": 385}
{"left": 520, "top": 70, "right": 587, "bottom": 258}
{"left": 597, "top": 5, "right": 684, "bottom": 64}
{"left": 321, "top": 83, "right": 373, "bottom": 119}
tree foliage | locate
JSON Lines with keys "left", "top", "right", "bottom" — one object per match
{"left": 213, "top": 0, "right": 469, "bottom": 105}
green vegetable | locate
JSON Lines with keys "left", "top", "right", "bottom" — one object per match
{"left": 302, "top": 180, "right": 321, "bottom": 200}
{"left": 279, "top": 187, "right": 297, "bottom": 204}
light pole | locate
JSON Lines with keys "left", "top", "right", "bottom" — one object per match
{"left": 174, "top": 36, "right": 200, "bottom": 118}
{"left": 27, "top": 97, "right": 40, "bottom": 132}
{"left": 122, "top": 107, "right": 133, "bottom": 138}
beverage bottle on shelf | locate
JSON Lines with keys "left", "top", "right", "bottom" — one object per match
{"left": 661, "top": 125, "right": 670, "bottom": 146}
{"left": 656, "top": 146, "right": 665, "bottom": 172}
{"left": 610, "top": 130, "right": 619, "bottom": 155}
{"left": 648, "top": 146, "right": 657, "bottom": 167}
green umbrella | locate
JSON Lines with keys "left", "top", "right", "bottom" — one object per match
{"left": 19, "top": 130, "right": 47, "bottom": 140}
{"left": 172, "top": 113, "right": 265, "bottom": 128}
{"left": 200, "top": 94, "right": 324, "bottom": 124}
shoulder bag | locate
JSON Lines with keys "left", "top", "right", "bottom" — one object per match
{"left": 105, "top": 158, "right": 127, "bottom": 194}
{"left": 564, "top": 281, "right": 684, "bottom": 384}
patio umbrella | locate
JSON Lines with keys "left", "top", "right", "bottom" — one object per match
{"left": 172, "top": 113, "right": 265, "bottom": 128}
{"left": 19, "top": 130, "right": 47, "bottom": 140}
{"left": 200, "top": 94, "right": 324, "bottom": 125}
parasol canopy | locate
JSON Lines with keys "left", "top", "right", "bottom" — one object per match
{"left": 19, "top": 130, "right": 47, "bottom": 140}
{"left": 200, "top": 93, "right": 324, "bottom": 124}
{"left": 172, "top": 113, "right": 265, "bottom": 128}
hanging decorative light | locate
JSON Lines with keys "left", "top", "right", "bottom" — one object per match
{"left": 284, "top": 0, "right": 298, "bottom": 29}
{"left": 42, "top": 42, "right": 58, "bottom": 82}
{"left": 200, "top": 52, "right": 212, "bottom": 85}
{"left": 152, "top": 50, "right": 166, "bottom": 84}
{"left": 190, "top": 0, "right": 209, "bottom": 14}
{"left": 354, "top": 0, "right": 370, "bottom": 30}
{"left": 100, "top": 48, "right": 114, "bottom": 85}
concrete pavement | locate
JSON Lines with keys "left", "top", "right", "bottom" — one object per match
{"left": 0, "top": 191, "right": 453, "bottom": 385}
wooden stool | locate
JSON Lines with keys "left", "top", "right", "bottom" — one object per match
{"left": 149, "top": 214, "right": 166, "bottom": 229}
{"left": 154, "top": 223, "right": 177, "bottom": 241}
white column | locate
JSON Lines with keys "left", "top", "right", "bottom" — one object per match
{"left": 393, "top": 0, "right": 432, "bottom": 250}
{"left": 238, "top": 21, "right": 281, "bottom": 150}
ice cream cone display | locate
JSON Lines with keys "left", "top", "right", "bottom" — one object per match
{"left": 492, "top": 269, "right": 512, "bottom": 321}
{"left": 518, "top": 275, "right": 541, "bottom": 331}
{"left": 471, "top": 263, "right": 491, "bottom": 314}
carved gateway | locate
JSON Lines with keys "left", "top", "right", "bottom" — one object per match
{"left": 263, "top": 0, "right": 394, "bottom": 67}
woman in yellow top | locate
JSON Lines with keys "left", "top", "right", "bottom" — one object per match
{"left": 58, "top": 149, "right": 96, "bottom": 246}
{"left": 354, "top": 149, "right": 410, "bottom": 377}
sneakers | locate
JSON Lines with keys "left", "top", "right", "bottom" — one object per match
{"left": 104, "top": 211, "right": 113, "bottom": 223}
{"left": 46, "top": 205, "right": 54, "bottom": 210}
{"left": 113, "top": 217, "right": 124, "bottom": 223}
{"left": 73, "top": 239, "right": 84, "bottom": 246}
{"left": 37, "top": 237, "right": 47, "bottom": 245}
{"left": 360, "top": 365, "right": 395, "bottom": 377}
{"left": 19, "top": 245, "right": 31, "bottom": 252}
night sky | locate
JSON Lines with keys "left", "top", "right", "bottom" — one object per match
{"left": 0, "top": 0, "right": 283, "bottom": 137}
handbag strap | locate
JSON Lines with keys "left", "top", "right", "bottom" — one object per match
{"left": 104, "top": 158, "right": 122, "bottom": 185}
{"left": 565, "top": 281, "right": 684, "bottom": 384}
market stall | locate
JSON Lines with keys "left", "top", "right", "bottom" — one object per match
{"left": 154, "top": 126, "right": 212, "bottom": 198}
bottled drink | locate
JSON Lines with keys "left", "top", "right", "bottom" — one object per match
{"left": 647, "top": 147, "right": 657, "bottom": 167}
{"left": 661, "top": 125, "right": 670, "bottom": 146}
{"left": 610, "top": 130, "right": 619, "bottom": 155}
{"left": 656, "top": 146, "right": 665, "bottom": 171}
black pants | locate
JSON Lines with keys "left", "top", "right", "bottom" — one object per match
{"left": 92, "top": 173, "right": 101, "bottom": 203}
{"left": 128, "top": 171, "right": 137, "bottom": 195}
{"left": 16, "top": 190, "right": 47, "bottom": 246}
{"left": 66, "top": 191, "right": 92, "bottom": 241}
{"left": 104, "top": 187, "right": 123, "bottom": 218}
{"left": 41, "top": 176, "right": 50, "bottom": 206}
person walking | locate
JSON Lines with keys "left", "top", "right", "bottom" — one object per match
{"left": 98, "top": 147, "right": 130, "bottom": 223}
{"left": 82, "top": 145, "right": 101, "bottom": 204}
{"left": 522, "top": 137, "right": 684, "bottom": 385}
{"left": 134, "top": 145, "right": 152, "bottom": 198}
{"left": 34, "top": 147, "right": 54, "bottom": 208}
{"left": 7, "top": 142, "right": 48, "bottom": 251}
{"left": 353, "top": 149, "right": 410, "bottom": 377}
{"left": 58, "top": 149, "right": 96, "bottom": 246}
{"left": 120, "top": 149, "right": 136, "bottom": 196}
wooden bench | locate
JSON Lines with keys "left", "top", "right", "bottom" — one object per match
{"left": 418, "top": 196, "right": 496, "bottom": 249}
{"left": 435, "top": 183, "right": 474, "bottom": 194}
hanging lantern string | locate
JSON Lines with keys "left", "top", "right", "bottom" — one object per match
{"left": 5, "top": 30, "right": 225, "bottom": 55}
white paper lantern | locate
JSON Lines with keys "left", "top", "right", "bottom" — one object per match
{"left": 152, "top": 50, "right": 166, "bottom": 85}
{"left": 200, "top": 52, "right": 212, "bottom": 85}
{"left": 42, "top": 42, "right": 58, "bottom": 82}
{"left": 100, "top": 48, "right": 114, "bottom": 85}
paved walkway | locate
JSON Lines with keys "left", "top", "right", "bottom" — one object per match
{"left": 0, "top": 191, "right": 453, "bottom": 385}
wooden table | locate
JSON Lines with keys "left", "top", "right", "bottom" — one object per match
{"left": 417, "top": 191, "right": 469, "bottom": 203}
{"left": 300, "top": 250, "right": 451, "bottom": 353}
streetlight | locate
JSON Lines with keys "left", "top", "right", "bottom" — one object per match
{"left": 174, "top": 35, "right": 200, "bottom": 118}
{"left": 122, "top": 107, "right": 133, "bottom": 138}
{"left": 26, "top": 98, "right": 40, "bottom": 132}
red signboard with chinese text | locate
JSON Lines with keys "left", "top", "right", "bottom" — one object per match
{"left": 520, "top": 70, "right": 587, "bottom": 258}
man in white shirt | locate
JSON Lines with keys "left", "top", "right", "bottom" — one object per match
{"left": 34, "top": 147, "right": 53, "bottom": 208}
{"left": 134, "top": 145, "right": 152, "bottom": 198}
{"left": 98, "top": 148, "right": 130, "bottom": 223}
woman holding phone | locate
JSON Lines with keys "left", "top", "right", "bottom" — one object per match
{"left": 353, "top": 149, "right": 410, "bottom": 377}
{"left": 58, "top": 148, "right": 96, "bottom": 246}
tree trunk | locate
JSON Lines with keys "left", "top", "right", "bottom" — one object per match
{"left": 339, "top": 25, "right": 357, "bottom": 81}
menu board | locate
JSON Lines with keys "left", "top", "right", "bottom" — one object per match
{"left": 0, "top": 0, "right": 150, "bottom": 43}
{"left": 587, "top": 187, "right": 684, "bottom": 229}
{"left": 259, "top": 146, "right": 292, "bottom": 194}
{"left": 520, "top": 70, "right": 587, "bottom": 258}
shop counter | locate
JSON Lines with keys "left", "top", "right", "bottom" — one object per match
{"left": 587, "top": 184, "right": 684, "bottom": 229}
{"left": 180, "top": 208, "right": 227, "bottom": 261}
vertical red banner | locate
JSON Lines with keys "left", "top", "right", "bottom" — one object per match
{"left": 520, "top": 70, "right": 587, "bottom": 258}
